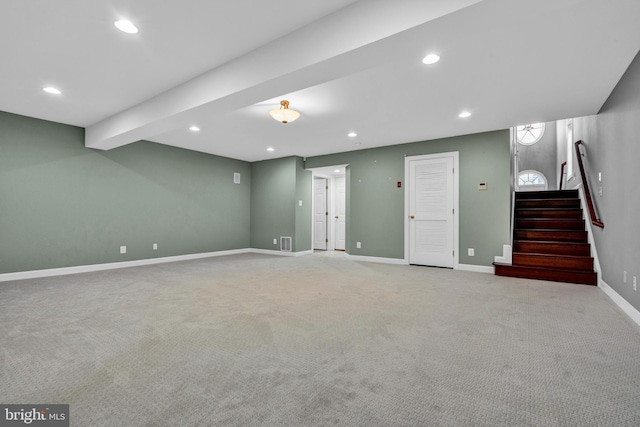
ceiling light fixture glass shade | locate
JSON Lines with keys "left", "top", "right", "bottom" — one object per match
{"left": 269, "top": 100, "right": 300, "bottom": 124}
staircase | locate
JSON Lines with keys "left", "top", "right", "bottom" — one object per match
{"left": 494, "top": 190, "right": 597, "bottom": 286}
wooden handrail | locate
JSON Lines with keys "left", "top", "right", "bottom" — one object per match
{"left": 559, "top": 161, "right": 567, "bottom": 190}
{"left": 574, "top": 140, "right": 604, "bottom": 228}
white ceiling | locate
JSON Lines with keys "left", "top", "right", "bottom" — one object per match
{"left": 2, "top": 0, "right": 639, "bottom": 162}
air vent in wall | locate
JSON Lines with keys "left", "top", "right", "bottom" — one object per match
{"left": 280, "top": 236, "right": 292, "bottom": 252}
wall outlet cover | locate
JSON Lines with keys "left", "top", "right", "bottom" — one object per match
{"left": 120, "top": 246, "right": 126, "bottom": 254}
{"left": 356, "top": 242, "right": 362, "bottom": 249}
{"left": 468, "top": 248, "right": 475, "bottom": 256}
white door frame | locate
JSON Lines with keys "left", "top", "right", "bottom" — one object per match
{"left": 332, "top": 175, "right": 346, "bottom": 250}
{"left": 308, "top": 165, "right": 348, "bottom": 252}
{"left": 313, "top": 177, "right": 328, "bottom": 250}
{"left": 404, "top": 152, "right": 459, "bottom": 268}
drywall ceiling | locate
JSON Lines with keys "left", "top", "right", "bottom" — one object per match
{"left": 2, "top": 0, "right": 639, "bottom": 162}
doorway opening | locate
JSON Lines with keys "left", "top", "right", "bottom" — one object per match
{"left": 307, "top": 165, "right": 348, "bottom": 252}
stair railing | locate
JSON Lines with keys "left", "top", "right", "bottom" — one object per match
{"left": 574, "top": 140, "right": 604, "bottom": 228}
{"left": 559, "top": 161, "right": 567, "bottom": 190}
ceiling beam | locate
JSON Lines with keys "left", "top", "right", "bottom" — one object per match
{"left": 85, "top": 0, "right": 481, "bottom": 150}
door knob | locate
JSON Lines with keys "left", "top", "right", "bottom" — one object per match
{"left": 410, "top": 215, "right": 415, "bottom": 219}
{"left": 335, "top": 216, "right": 339, "bottom": 219}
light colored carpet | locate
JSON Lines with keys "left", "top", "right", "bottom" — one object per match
{"left": 1, "top": 253, "right": 639, "bottom": 426}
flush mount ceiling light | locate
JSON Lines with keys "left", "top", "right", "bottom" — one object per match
{"left": 189, "top": 126, "right": 200, "bottom": 132}
{"left": 269, "top": 100, "right": 300, "bottom": 124}
{"left": 114, "top": 20, "right": 138, "bottom": 34}
{"left": 347, "top": 132, "right": 357, "bottom": 137}
{"left": 422, "top": 54, "right": 440, "bottom": 65}
{"left": 43, "top": 87, "right": 61, "bottom": 95}
{"left": 458, "top": 111, "right": 472, "bottom": 118}
{"left": 266, "top": 147, "right": 275, "bottom": 152}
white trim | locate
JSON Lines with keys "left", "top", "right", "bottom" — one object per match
{"left": 404, "top": 152, "right": 459, "bottom": 268}
{"left": 0, "top": 248, "right": 319, "bottom": 282}
{"left": 494, "top": 244, "right": 513, "bottom": 264}
{"left": 308, "top": 164, "right": 349, "bottom": 253}
{"left": 599, "top": 280, "right": 640, "bottom": 327}
{"left": 574, "top": 183, "right": 602, "bottom": 281}
{"left": 458, "top": 264, "right": 494, "bottom": 274}
{"left": 250, "top": 249, "right": 314, "bottom": 257}
{"left": 346, "top": 254, "right": 408, "bottom": 265}
{"left": 0, "top": 248, "right": 252, "bottom": 282}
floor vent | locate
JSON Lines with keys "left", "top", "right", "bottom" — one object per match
{"left": 280, "top": 236, "right": 292, "bottom": 252}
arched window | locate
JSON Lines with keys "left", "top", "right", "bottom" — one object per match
{"left": 516, "top": 123, "right": 545, "bottom": 145}
{"left": 518, "top": 170, "right": 548, "bottom": 191}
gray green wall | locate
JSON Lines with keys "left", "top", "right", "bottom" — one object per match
{"left": 571, "top": 50, "right": 640, "bottom": 312}
{"left": 305, "top": 130, "right": 511, "bottom": 266}
{"left": 250, "top": 156, "right": 311, "bottom": 252}
{"left": 1, "top": 111, "right": 509, "bottom": 274}
{"left": 0, "top": 111, "right": 251, "bottom": 274}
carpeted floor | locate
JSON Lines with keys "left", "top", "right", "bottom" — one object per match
{"left": 1, "top": 253, "right": 639, "bottom": 426}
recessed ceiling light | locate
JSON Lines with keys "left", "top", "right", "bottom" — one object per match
{"left": 458, "top": 111, "right": 472, "bottom": 118}
{"left": 334, "top": 169, "right": 341, "bottom": 173}
{"left": 189, "top": 126, "right": 200, "bottom": 132}
{"left": 43, "top": 87, "right": 61, "bottom": 95}
{"left": 347, "top": 132, "right": 357, "bottom": 137}
{"left": 422, "top": 54, "right": 440, "bottom": 65}
{"left": 114, "top": 20, "right": 138, "bottom": 34}
{"left": 267, "top": 147, "right": 275, "bottom": 152}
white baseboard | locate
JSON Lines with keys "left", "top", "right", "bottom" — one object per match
{"left": 458, "top": 264, "right": 494, "bottom": 274}
{"left": 0, "top": 248, "right": 315, "bottom": 283}
{"left": 250, "top": 249, "right": 314, "bottom": 257}
{"left": 599, "top": 280, "right": 640, "bottom": 327}
{"left": 0, "top": 249, "right": 253, "bottom": 282}
{"left": 347, "top": 254, "right": 408, "bottom": 265}
{"left": 494, "top": 244, "right": 512, "bottom": 264}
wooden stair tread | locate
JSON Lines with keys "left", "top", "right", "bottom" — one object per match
{"left": 500, "top": 190, "right": 595, "bottom": 286}
{"left": 514, "top": 240, "right": 591, "bottom": 256}
{"left": 515, "top": 220, "right": 587, "bottom": 230}
{"left": 512, "top": 252, "right": 592, "bottom": 260}
{"left": 493, "top": 262, "right": 597, "bottom": 286}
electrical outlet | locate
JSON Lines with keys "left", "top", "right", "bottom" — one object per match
{"left": 120, "top": 246, "right": 126, "bottom": 254}
{"left": 273, "top": 238, "right": 277, "bottom": 245}
{"left": 468, "top": 248, "right": 475, "bottom": 256}
{"left": 298, "top": 200, "right": 303, "bottom": 206}
{"left": 634, "top": 276, "right": 637, "bottom": 291}
{"left": 624, "top": 271, "right": 627, "bottom": 283}
{"left": 598, "top": 187, "right": 603, "bottom": 197}
{"left": 153, "top": 243, "right": 158, "bottom": 250}
{"left": 356, "top": 242, "right": 362, "bottom": 249}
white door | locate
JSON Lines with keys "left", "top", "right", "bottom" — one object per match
{"left": 408, "top": 156, "right": 455, "bottom": 267}
{"left": 334, "top": 175, "right": 346, "bottom": 250}
{"left": 313, "top": 178, "right": 328, "bottom": 250}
